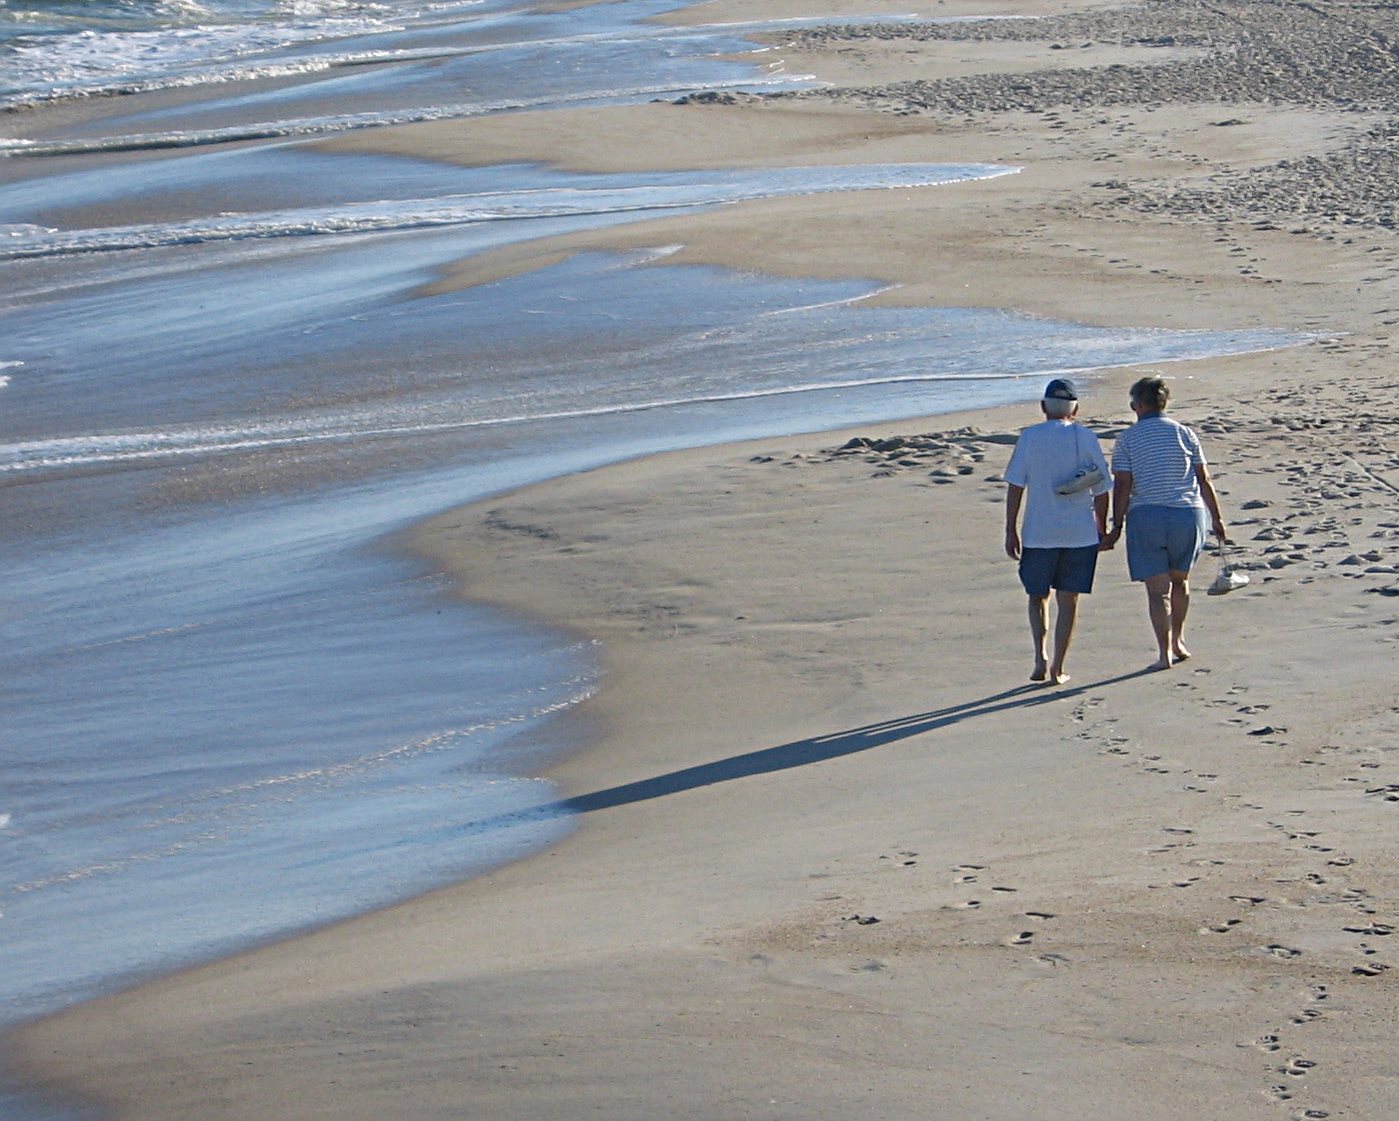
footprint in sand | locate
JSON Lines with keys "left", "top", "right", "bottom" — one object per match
{"left": 1342, "top": 922, "right": 1394, "bottom": 937}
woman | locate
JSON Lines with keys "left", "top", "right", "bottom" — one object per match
{"left": 1106, "top": 375, "right": 1228, "bottom": 670}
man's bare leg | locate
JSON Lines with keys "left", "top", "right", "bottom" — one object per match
{"left": 1027, "top": 595, "right": 1049, "bottom": 681}
{"left": 1169, "top": 572, "right": 1192, "bottom": 661}
{"left": 1049, "top": 589, "right": 1079, "bottom": 685}
{"left": 1144, "top": 572, "right": 1174, "bottom": 669}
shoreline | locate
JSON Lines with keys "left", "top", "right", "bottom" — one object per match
{"left": 11, "top": 1, "right": 1399, "bottom": 1117}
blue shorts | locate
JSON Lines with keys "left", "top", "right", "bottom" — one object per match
{"left": 1125, "top": 505, "right": 1206, "bottom": 581}
{"left": 1019, "top": 544, "right": 1100, "bottom": 598}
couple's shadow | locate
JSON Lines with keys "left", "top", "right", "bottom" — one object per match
{"left": 474, "top": 668, "right": 1153, "bottom": 830}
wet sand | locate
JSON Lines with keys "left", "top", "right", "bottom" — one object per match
{"left": 10, "top": 1, "right": 1399, "bottom": 1118}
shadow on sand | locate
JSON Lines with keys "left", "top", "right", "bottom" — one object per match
{"left": 470, "top": 668, "right": 1154, "bottom": 832}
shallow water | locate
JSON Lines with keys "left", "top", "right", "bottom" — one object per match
{"left": 0, "top": 239, "right": 1306, "bottom": 1029}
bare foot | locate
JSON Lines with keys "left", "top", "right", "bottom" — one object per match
{"left": 1030, "top": 660, "right": 1048, "bottom": 683}
{"left": 1172, "top": 644, "right": 1192, "bottom": 662}
{"left": 1149, "top": 656, "right": 1173, "bottom": 672}
{"left": 1050, "top": 671, "right": 1071, "bottom": 686}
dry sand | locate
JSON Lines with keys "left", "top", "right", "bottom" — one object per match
{"left": 10, "top": 1, "right": 1399, "bottom": 1119}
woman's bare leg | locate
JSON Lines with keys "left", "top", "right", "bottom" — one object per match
{"left": 1144, "top": 573, "right": 1174, "bottom": 669}
{"left": 1169, "top": 572, "right": 1192, "bottom": 660}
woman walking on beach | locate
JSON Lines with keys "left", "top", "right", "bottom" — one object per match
{"left": 1106, "top": 375, "right": 1228, "bottom": 670}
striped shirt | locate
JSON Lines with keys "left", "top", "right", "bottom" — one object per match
{"left": 1111, "top": 414, "right": 1206, "bottom": 509}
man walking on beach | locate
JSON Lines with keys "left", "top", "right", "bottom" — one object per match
{"left": 1004, "top": 378, "right": 1112, "bottom": 685}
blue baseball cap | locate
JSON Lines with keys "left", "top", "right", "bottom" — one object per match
{"left": 1043, "top": 377, "right": 1078, "bottom": 401}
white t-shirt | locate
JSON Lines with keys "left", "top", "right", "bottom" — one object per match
{"left": 1004, "top": 419, "right": 1111, "bottom": 548}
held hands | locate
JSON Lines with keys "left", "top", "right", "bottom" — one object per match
{"left": 1099, "top": 522, "right": 1122, "bottom": 552}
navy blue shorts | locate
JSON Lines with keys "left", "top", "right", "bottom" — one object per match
{"left": 1018, "top": 544, "right": 1100, "bottom": 598}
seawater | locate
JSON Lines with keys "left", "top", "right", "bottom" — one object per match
{"left": 0, "top": 3, "right": 1310, "bottom": 1118}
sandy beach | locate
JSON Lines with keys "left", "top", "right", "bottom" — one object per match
{"left": 10, "top": 1, "right": 1399, "bottom": 1118}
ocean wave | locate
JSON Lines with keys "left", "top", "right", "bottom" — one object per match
{"left": 0, "top": 71, "right": 816, "bottom": 154}
{"left": 0, "top": 366, "right": 1080, "bottom": 478}
{"left": 0, "top": 39, "right": 507, "bottom": 109}
{"left": 0, "top": 164, "right": 1014, "bottom": 258}
{"left": 0, "top": 15, "right": 406, "bottom": 106}
{"left": 0, "top": 3, "right": 806, "bottom": 110}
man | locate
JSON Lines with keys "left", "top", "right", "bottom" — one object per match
{"left": 1004, "top": 377, "right": 1112, "bottom": 685}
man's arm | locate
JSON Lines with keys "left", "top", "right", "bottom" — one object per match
{"left": 1005, "top": 484, "right": 1025, "bottom": 560}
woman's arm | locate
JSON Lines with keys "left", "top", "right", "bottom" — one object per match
{"left": 1106, "top": 469, "right": 1133, "bottom": 544}
{"left": 1195, "top": 462, "right": 1229, "bottom": 542}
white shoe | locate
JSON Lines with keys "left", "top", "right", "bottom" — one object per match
{"left": 1055, "top": 464, "right": 1105, "bottom": 495}
{"left": 1207, "top": 568, "right": 1250, "bottom": 595}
